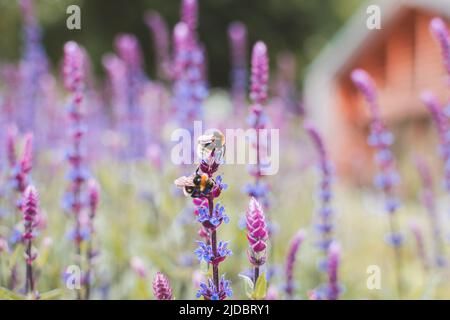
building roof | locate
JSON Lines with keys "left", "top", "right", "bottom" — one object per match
{"left": 303, "top": 0, "right": 450, "bottom": 138}
{"left": 308, "top": 0, "right": 450, "bottom": 79}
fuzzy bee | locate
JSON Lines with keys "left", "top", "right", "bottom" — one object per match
{"left": 197, "top": 130, "right": 226, "bottom": 163}
{"left": 174, "top": 170, "right": 215, "bottom": 198}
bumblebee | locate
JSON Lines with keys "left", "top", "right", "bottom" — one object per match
{"left": 197, "top": 130, "right": 226, "bottom": 163}
{"left": 174, "top": 170, "right": 215, "bottom": 198}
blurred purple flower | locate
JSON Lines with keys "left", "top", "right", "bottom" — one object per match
{"left": 421, "top": 92, "right": 450, "bottom": 191}
{"left": 114, "top": 34, "right": 147, "bottom": 158}
{"left": 246, "top": 197, "right": 268, "bottom": 286}
{"left": 245, "top": 41, "right": 271, "bottom": 216}
{"left": 351, "top": 68, "right": 403, "bottom": 296}
{"left": 21, "top": 185, "right": 39, "bottom": 294}
{"left": 430, "top": 17, "right": 450, "bottom": 76}
{"left": 415, "top": 157, "right": 447, "bottom": 268}
{"left": 195, "top": 241, "right": 232, "bottom": 265}
{"left": 409, "top": 221, "right": 428, "bottom": 270}
{"left": 9, "top": 133, "right": 33, "bottom": 197}
{"left": 18, "top": 0, "right": 49, "bottom": 133}
{"left": 181, "top": 0, "right": 198, "bottom": 37}
{"left": 153, "top": 272, "right": 174, "bottom": 300}
{"left": 197, "top": 202, "right": 229, "bottom": 229}
{"left": 145, "top": 11, "right": 171, "bottom": 80}
{"left": 63, "top": 41, "right": 89, "bottom": 247}
{"left": 284, "top": 230, "right": 305, "bottom": 299}
{"left": 250, "top": 41, "right": 269, "bottom": 105}
{"left": 228, "top": 22, "right": 247, "bottom": 115}
{"left": 305, "top": 122, "right": 335, "bottom": 258}
{"left": 182, "top": 138, "right": 231, "bottom": 300}
{"left": 172, "top": 22, "right": 207, "bottom": 139}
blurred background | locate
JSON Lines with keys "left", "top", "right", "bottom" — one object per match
{"left": 0, "top": 0, "right": 361, "bottom": 87}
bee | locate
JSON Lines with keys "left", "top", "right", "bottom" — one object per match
{"left": 174, "top": 170, "right": 215, "bottom": 198}
{"left": 197, "top": 130, "right": 226, "bottom": 163}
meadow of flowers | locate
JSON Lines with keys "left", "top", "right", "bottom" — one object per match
{"left": 0, "top": 0, "right": 450, "bottom": 301}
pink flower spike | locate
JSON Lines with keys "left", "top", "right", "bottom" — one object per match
{"left": 153, "top": 272, "right": 174, "bottom": 300}
{"left": 350, "top": 68, "right": 377, "bottom": 105}
{"left": 421, "top": 91, "right": 447, "bottom": 143}
{"left": 114, "top": 34, "right": 143, "bottom": 70}
{"left": 246, "top": 197, "right": 268, "bottom": 266}
{"left": 88, "top": 179, "right": 100, "bottom": 215}
{"left": 21, "top": 184, "right": 39, "bottom": 295}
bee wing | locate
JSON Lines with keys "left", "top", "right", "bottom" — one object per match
{"left": 213, "top": 130, "right": 225, "bottom": 147}
{"left": 174, "top": 175, "right": 195, "bottom": 187}
{"left": 215, "top": 144, "right": 226, "bottom": 163}
{"left": 182, "top": 188, "right": 192, "bottom": 197}
{"left": 197, "top": 134, "right": 215, "bottom": 146}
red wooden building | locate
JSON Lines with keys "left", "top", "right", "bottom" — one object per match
{"left": 304, "top": 0, "right": 450, "bottom": 182}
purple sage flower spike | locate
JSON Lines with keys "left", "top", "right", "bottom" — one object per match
{"left": 246, "top": 197, "right": 268, "bottom": 284}
{"left": 326, "top": 241, "right": 341, "bottom": 300}
{"left": 351, "top": 68, "right": 403, "bottom": 298}
{"left": 63, "top": 41, "right": 92, "bottom": 299}
{"left": 304, "top": 121, "right": 335, "bottom": 265}
{"left": 309, "top": 241, "right": 342, "bottom": 300}
{"left": 415, "top": 156, "right": 447, "bottom": 268}
{"left": 5, "top": 129, "right": 33, "bottom": 292}
{"left": 250, "top": 41, "right": 269, "bottom": 106}
{"left": 114, "top": 34, "right": 147, "bottom": 158}
{"left": 430, "top": 17, "right": 450, "bottom": 76}
{"left": 421, "top": 92, "right": 450, "bottom": 191}
{"left": 22, "top": 185, "right": 39, "bottom": 296}
{"left": 176, "top": 132, "right": 231, "bottom": 300}
{"left": 181, "top": 0, "right": 198, "bottom": 37}
{"left": 244, "top": 41, "right": 271, "bottom": 211}
{"left": 153, "top": 272, "right": 174, "bottom": 300}
{"left": 171, "top": 22, "right": 207, "bottom": 145}
{"left": 228, "top": 22, "right": 247, "bottom": 116}
{"left": 284, "top": 230, "right": 305, "bottom": 299}
{"left": 85, "top": 179, "right": 100, "bottom": 300}
{"left": 196, "top": 275, "right": 232, "bottom": 300}
{"left": 87, "top": 179, "right": 100, "bottom": 218}
{"left": 18, "top": 0, "right": 48, "bottom": 133}
{"left": 130, "top": 256, "right": 147, "bottom": 279}
{"left": 273, "top": 52, "right": 304, "bottom": 117}
{"left": 10, "top": 133, "right": 34, "bottom": 196}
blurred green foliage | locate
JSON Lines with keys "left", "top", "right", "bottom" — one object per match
{"left": 0, "top": 0, "right": 361, "bottom": 87}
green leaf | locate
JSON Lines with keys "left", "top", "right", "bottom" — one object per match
{"left": 39, "top": 289, "right": 62, "bottom": 300}
{"left": 238, "top": 274, "right": 254, "bottom": 298}
{"left": 251, "top": 272, "right": 267, "bottom": 300}
{"left": 0, "top": 287, "right": 26, "bottom": 300}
